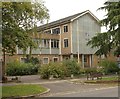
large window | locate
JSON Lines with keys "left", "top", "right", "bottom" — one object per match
{"left": 52, "top": 28, "right": 60, "bottom": 34}
{"left": 41, "top": 39, "right": 49, "bottom": 48}
{"left": 51, "top": 39, "right": 59, "bottom": 48}
{"left": 43, "top": 57, "right": 49, "bottom": 64}
{"left": 44, "top": 30, "right": 51, "bottom": 34}
{"left": 64, "top": 25, "right": 68, "bottom": 33}
{"left": 64, "top": 39, "right": 68, "bottom": 48}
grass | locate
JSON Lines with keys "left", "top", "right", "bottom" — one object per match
{"left": 2, "top": 84, "right": 47, "bottom": 98}
{"left": 84, "top": 76, "right": 119, "bottom": 84}
{"left": 101, "top": 76, "right": 119, "bottom": 81}
{"left": 72, "top": 76, "right": 120, "bottom": 85}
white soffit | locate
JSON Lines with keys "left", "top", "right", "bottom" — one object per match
{"left": 71, "top": 10, "right": 100, "bottom": 22}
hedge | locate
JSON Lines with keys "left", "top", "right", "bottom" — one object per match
{"left": 6, "top": 61, "right": 39, "bottom": 76}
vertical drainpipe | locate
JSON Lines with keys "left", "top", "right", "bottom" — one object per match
{"left": 70, "top": 22, "right": 73, "bottom": 59}
{"left": 59, "top": 26, "right": 62, "bottom": 61}
{"left": 77, "top": 20, "right": 80, "bottom": 63}
{"left": 49, "top": 39, "right": 51, "bottom": 54}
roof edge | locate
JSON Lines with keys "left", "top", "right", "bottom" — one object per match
{"left": 71, "top": 10, "right": 100, "bottom": 22}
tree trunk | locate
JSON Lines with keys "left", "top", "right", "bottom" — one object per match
{"left": 2, "top": 49, "right": 7, "bottom": 82}
{"left": 29, "top": 46, "right": 32, "bottom": 58}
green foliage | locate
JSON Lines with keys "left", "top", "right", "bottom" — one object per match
{"left": 87, "top": 33, "right": 111, "bottom": 57}
{"left": 2, "top": 1, "right": 49, "bottom": 78}
{"left": 2, "top": 2, "right": 49, "bottom": 55}
{"left": 84, "top": 68, "right": 97, "bottom": 74}
{"left": 87, "top": 2, "right": 120, "bottom": 57}
{"left": 62, "top": 59, "right": 81, "bottom": 76}
{"left": 6, "top": 61, "right": 39, "bottom": 76}
{"left": 39, "top": 62, "right": 66, "bottom": 79}
{"left": 2, "top": 84, "right": 47, "bottom": 97}
{"left": 39, "top": 59, "right": 81, "bottom": 79}
{"left": 99, "top": 59, "right": 119, "bottom": 74}
{"left": 26, "top": 55, "right": 40, "bottom": 65}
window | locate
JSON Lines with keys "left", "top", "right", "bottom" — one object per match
{"left": 64, "top": 26, "right": 68, "bottom": 32}
{"left": 53, "top": 57, "right": 58, "bottom": 62}
{"left": 84, "top": 55, "right": 87, "bottom": 63}
{"left": 43, "top": 58, "right": 49, "bottom": 64}
{"left": 64, "top": 39, "right": 68, "bottom": 48}
{"left": 45, "top": 30, "right": 51, "bottom": 34}
{"left": 52, "top": 28, "right": 60, "bottom": 34}
{"left": 41, "top": 39, "right": 49, "bottom": 48}
{"left": 20, "top": 57, "right": 27, "bottom": 63}
{"left": 51, "top": 39, "right": 59, "bottom": 48}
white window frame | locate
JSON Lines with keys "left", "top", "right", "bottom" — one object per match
{"left": 44, "top": 29, "right": 52, "bottom": 34}
{"left": 63, "top": 25, "right": 68, "bottom": 33}
{"left": 51, "top": 39, "right": 59, "bottom": 48}
{"left": 43, "top": 57, "right": 49, "bottom": 64}
{"left": 52, "top": 27, "right": 60, "bottom": 34}
{"left": 63, "top": 38, "right": 69, "bottom": 48}
{"left": 20, "top": 57, "right": 27, "bottom": 63}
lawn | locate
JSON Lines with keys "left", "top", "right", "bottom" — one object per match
{"left": 101, "top": 76, "right": 119, "bottom": 81}
{"left": 72, "top": 76, "right": 119, "bottom": 84}
{"left": 2, "top": 84, "right": 47, "bottom": 98}
{"left": 84, "top": 76, "right": 119, "bottom": 84}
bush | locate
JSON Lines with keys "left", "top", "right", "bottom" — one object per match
{"left": 25, "top": 56, "right": 40, "bottom": 65}
{"left": 39, "top": 62, "right": 66, "bottom": 79}
{"left": 39, "top": 59, "right": 81, "bottom": 79}
{"left": 84, "top": 67, "right": 97, "bottom": 74}
{"left": 6, "top": 61, "right": 39, "bottom": 76}
{"left": 62, "top": 59, "right": 81, "bottom": 76}
{"left": 99, "top": 59, "right": 119, "bottom": 74}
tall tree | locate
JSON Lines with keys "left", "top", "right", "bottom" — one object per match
{"left": 2, "top": 1, "right": 49, "bottom": 81}
{"left": 87, "top": 1, "right": 120, "bottom": 57}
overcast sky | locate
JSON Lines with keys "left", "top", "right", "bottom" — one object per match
{"left": 43, "top": 0, "right": 107, "bottom": 32}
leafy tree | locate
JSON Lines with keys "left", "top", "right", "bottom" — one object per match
{"left": 2, "top": 1, "right": 49, "bottom": 81}
{"left": 87, "top": 1, "right": 120, "bottom": 57}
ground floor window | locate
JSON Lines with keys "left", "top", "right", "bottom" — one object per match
{"left": 43, "top": 57, "right": 49, "bottom": 64}
{"left": 20, "top": 57, "right": 27, "bottom": 63}
{"left": 53, "top": 57, "right": 58, "bottom": 62}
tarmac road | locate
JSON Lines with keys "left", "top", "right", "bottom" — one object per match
{"left": 39, "top": 81, "right": 119, "bottom": 97}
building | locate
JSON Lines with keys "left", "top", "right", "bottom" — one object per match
{"left": 6, "top": 10, "right": 101, "bottom": 68}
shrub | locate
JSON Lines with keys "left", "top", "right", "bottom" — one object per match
{"left": 25, "top": 56, "right": 40, "bottom": 65}
{"left": 84, "top": 67, "right": 97, "bottom": 74}
{"left": 39, "top": 62, "right": 66, "bottom": 79}
{"left": 6, "top": 61, "right": 39, "bottom": 76}
{"left": 39, "top": 59, "right": 81, "bottom": 79}
{"left": 99, "top": 59, "right": 119, "bottom": 74}
{"left": 62, "top": 59, "right": 81, "bottom": 76}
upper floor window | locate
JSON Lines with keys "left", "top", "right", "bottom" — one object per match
{"left": 64, "top": 25, "right": 68, "bottom": 33}
{"left": 64, "top": 39, "right": 68, "bottom": 48}
{"left": 52, "top": 28, "right": 60, "bottom": 34}
{"left": 51, "top": 39, "right": 59, "bottom": 48}
{"left": 40, "top": 39, "right": 49, "bottom": 48}
{"left": 45, "top": 30, "right": 51, "bottom": 34}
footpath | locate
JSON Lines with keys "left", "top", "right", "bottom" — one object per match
{"left": 1, "top": 75, "right": 87, "bottom": 86}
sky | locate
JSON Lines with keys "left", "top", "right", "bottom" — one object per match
{"left": 43, "top": 0, "right": 107, "bottom": 32}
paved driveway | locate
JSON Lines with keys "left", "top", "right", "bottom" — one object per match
{"left": 39, "top": 81, "right": 118, "bottom": 97}
{"left": 2, "top": 75, "right": 119, "bottom": 97}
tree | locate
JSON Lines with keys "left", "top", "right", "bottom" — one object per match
{"left": 87, "top": 1, "right": 120, "bottom": 57}
{"left": 2, "top": 1, "right": 49, "bottom": 81}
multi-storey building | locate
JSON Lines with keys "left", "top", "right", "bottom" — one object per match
{"left": 6, "top": 10, "right": 101, "bottom": 68}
